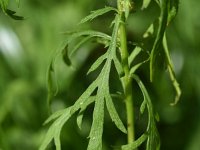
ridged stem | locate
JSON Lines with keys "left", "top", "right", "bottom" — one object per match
{"left": 117, "top": 0, "right": 135, "bottom": 144}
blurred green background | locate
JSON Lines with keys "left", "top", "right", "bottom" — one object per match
{"left": 0, "top": 0, "right": 200, "bottom": 150}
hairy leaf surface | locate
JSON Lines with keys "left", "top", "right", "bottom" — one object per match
{"left": 105, "top": 91, "right": 127, "bottom": 133}
{"left": 39, "top": 106, "right": 73, "bottom": 150}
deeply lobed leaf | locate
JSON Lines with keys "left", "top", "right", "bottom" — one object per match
{"left": 131, "top": 74, "right": 160, "bottom": 150}
{"left": 39, "top": 106, "right": 73, "bottom": 150}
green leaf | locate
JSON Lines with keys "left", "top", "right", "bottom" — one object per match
{"left": 168, "top": 66, "right": 181, "bottom": 106}
{"left": 15, "top": 0, "right": 20, "bottom": 6}
{"left": 163, "top": 35, "right": 174, "bottom": 71}
{"left": 105, "top": 92, "right": 127, "bottom": 133}
{"left": 129, "top": 58, "right": 149, "bottom": 74}
{"left": 42, "top": 14, "right": 121, "bottom": 150}
{"left": 113, "top": 56, "right": 124, "bottom": 77}
{"left": 77, "top": 96, "right": 95, "bottom": 129}
{"left": 87, "top": 65, "right": 110, "bottom": 150}
{"left": 87, "top": 61, "right": 111, "bottom": 150}
{"left": 62, "top": 45, "right": 72, "bottom": 66}
{"left": 143, "top": 23, "right": 154, "bottom": 38}
{"left": 39, "top": 106, "right": 73, "bottom": 150}
{"left": 168, "top": 0, "right": 179, "bottom": 24}
{"left": 0, "top": 0, "right": 8, "bottom": 12}
{"left": 64, "top": 30, "right": 111, "bottom": 43}
{"left": 63, "top": 30, "right": 111, "bottom": 56}
{"left": 150, "top": 0, "right": 168, "bottom": 81}
{"left": 124, "top": 0, "right": 132, "bottom": 20}
{"left": 87, "top": 89, "right": 105, "bottom": 150}
{"left": 71, "top": 79, "right": 98, "bottom": 114}
{"left": 131, "top": 74, "right": 160, "bottom": 150}
{"left": 146, "top": 117, "right": 160, "bottom": 150}
{"left": 128, "top": 46, "right": 142, "bottom": 66}
{"left": 140, "top": 100, "right": 147, "bottom": 114}
{"left": 122, "top": 133, "right": 148, "bottom": 150}
{"left": 79, "top": 6, "right": 118, "bottom": 24}
{"left": 87, "top": 15, "right": 121, "bottom": 150}
{"left": 87, "top": 53, "right": 107, "bottom": 75}
{"left": 163, "top": 34, "right": 181, "bottom": 105}
{"left": 47, "top": 60, "right": 58, "bottom": 111}
{"left": 5, "top": 9, "right": 24, "bottom": 20}
{"left": 0, "top": 0, "right": 24, "bottom": 20}
{"left": 44, "top": 108, "right": 67, "bottom": 125}
{"left": 142, "top": 0, "right": 151, "bottom": 9}
{"left": 70, "top": 35, "right": 93, "bottom": 56}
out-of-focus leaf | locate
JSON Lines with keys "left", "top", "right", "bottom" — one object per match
{"left": 62, "top": 45, "right": 72, "bottom": 66}
{"left": 0, "top": 0, "right": 8, "bottom": 12}
{"left": 143, "top": 24, "right": 154, "bottom": 38}
{"left": 150, "top": 0, "right": 168, "bottom": 81}
{"left": 131, "top": 74, "right": 160, "bottom": 150}
{"left": 142, "top": 0, "right": 151, "bottom": 10}
{"left": 47, "top": 60, "right": 58, "bottom": 111}
{"left": 163, "top": 35, "right": 181, "bottom": 105}
{"left": 0, "top": 0, "right": 23, "bottom": 20}
{"left": 79, "top": 6, "right": 117, "bottom": 24}
{"left": 5, "top": 9, "right": 24, "bottom": 20}
{"left": 70, "top": 36, "right": 93, "bottom": 56}
{"left": 168, "top": 0, "right": 179, "bottom": 25}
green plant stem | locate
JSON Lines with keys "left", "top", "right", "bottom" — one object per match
{"left": 117, "top": 0, "right": 135, "bottom": 144}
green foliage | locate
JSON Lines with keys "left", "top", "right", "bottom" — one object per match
{"left": 122, "top": 133, "right": 148, "bottom": 150}
{"left": 39, "top": 0, "right": 181, "bottom": 149}
{"left": 131, "top": 75, "right": 160, "bottom": 150}
{"left": 0, "top": 0, "right": 23, "bottom": 19}
{"left": 41, "top": 13, "right": 127, "bottom": 150}
{"left": 146, "top": 0, "right": 181, "bottom": 104}
{"left": 2, "top": 0, "right": 200, "bottom": 149}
